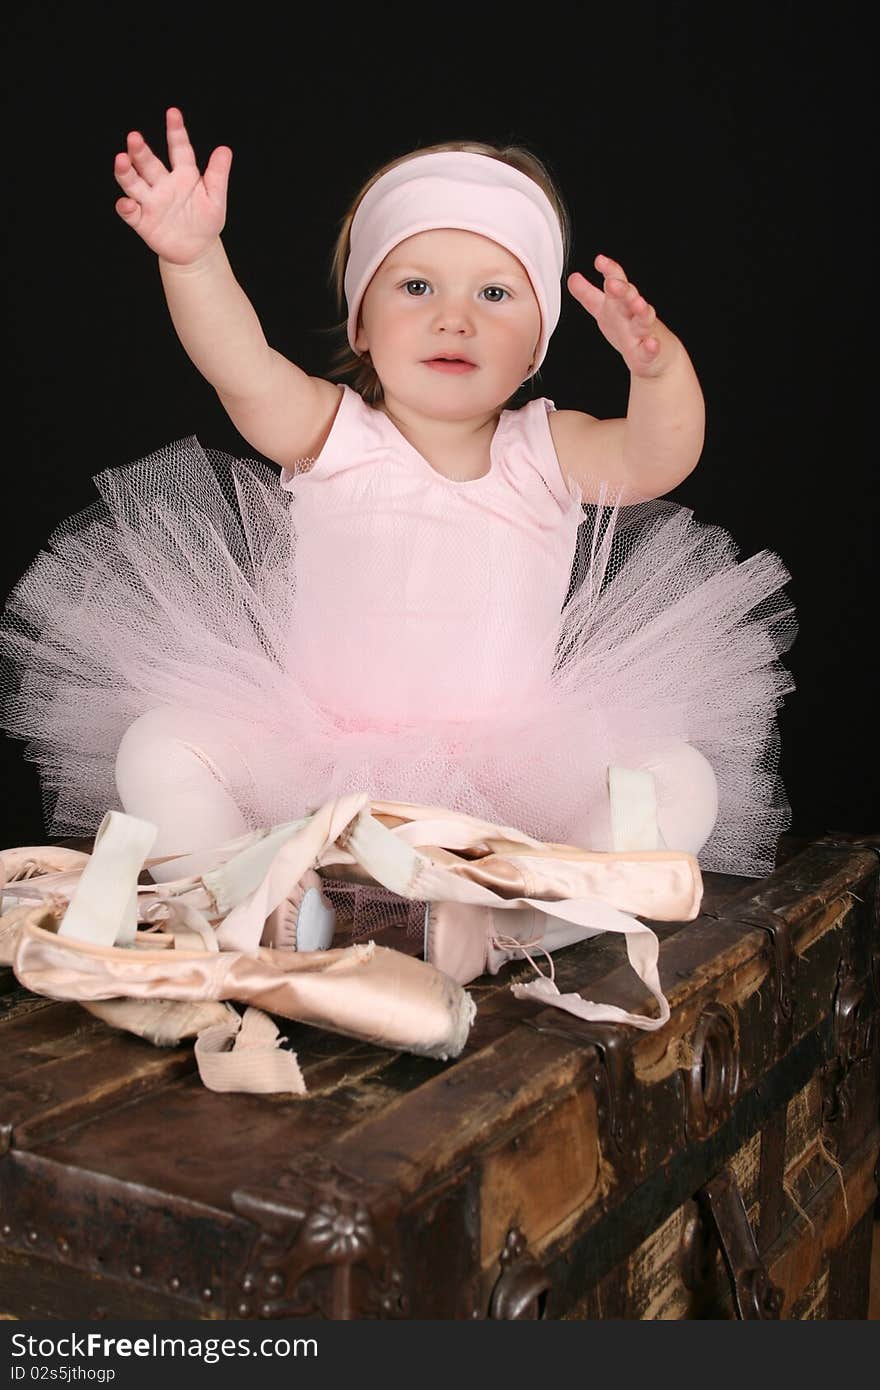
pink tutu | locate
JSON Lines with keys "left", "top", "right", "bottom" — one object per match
{"left": 0, "top": 434, "right": 795, "bottom": 875}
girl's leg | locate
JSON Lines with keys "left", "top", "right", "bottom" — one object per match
{"left": 114, "top": 705, "right": 256, "bottom": 884}
{"left": 114, "top": 705, "right": 336, "bottom": 949}
{"left": 598, "top": 742, "right": 718, "bottom": 855}
{"left": 645, "top": 743, "right": 719, "bottom": 853}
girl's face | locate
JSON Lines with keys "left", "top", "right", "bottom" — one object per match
{"left": 354, "top": 229, "right": 541, "bottom": 417}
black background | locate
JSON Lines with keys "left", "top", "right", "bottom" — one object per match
{"left": 1, "top": 2, "right": 874, "bottom": 849}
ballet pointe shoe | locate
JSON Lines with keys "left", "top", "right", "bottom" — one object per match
{"left": 260, "top": 867, "right": 337, "bottom": 951}
{"left": 425, "top": 901, "right": 585, "bottom": 986}
{"left": 424, "top": 901, "right": 496, "bottom": 984}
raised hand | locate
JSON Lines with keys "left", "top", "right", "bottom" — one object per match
{"left": 113, "top": 108, "right": 232, "bottom": 265}
{"left": 567, "top": 255, "right": 664, "bottom": 377}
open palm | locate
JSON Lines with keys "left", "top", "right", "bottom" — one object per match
{"left": 568, "top": 255, "right": 664, "bottom": 377}
{"left": 114, "top": 107, "right": 232, "bottom": 265}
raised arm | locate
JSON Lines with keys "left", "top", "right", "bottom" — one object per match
{"left": 551, "top": 255, "right": 705, "bottom": 503}
{"left": 113, "top": 108, "right": 337, "bottom": 466}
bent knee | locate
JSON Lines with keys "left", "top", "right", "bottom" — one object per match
{"left": 116, "top": 706, "right": 191, "bottom": 777}
{"left": 643, "top": 743, "right": 718, "bottom": 809}
{"left": 115, "top": 704, "right": 256, "bottom": 805}
{"left": 114, "top": 704, "right": 224, "bottom": 798}
{"left": 642, "top": 743, "right": 719, "bottom": 855}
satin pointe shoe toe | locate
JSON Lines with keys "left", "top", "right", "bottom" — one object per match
{"left": 261, "top": 868, "right": 337, "bottom": 951}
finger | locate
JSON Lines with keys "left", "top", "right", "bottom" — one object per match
{"left": 615, "top": 288, "right": 656, "bottom": 329}
{"left": 166, "top": 107, "right": 197, "bottom": 170}
{"left": 113, "top": 152, "right": 152, "bottom": 203}
{"left": 610, "top": 290, "right": 655, "bottom": 337}
{"left": 632, "top": 298, "right": 656, "bottom": 330}
{"left": 203, "top": 144, "right": 233, "bottom": 202}
{"left": 566, "top": 270, "right": 605, "bottom": 317}
{"left": 595, "top": 253, "right": 628, "bottom": 282}
{"left": 115, "top": 195, "right": 142, "bottom": 226}
{"left": 603, "top": 276, "right": 636, "bottom": 303}
{"left": 608, "top": 281, "right": 647, "bottom": 312}
{"left": 125, "top": 130, "right": 168, "bottom": 186}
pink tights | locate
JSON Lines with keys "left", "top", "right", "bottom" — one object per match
{"left": 114, "top": 706, "right": 719, "bottom": 885}
{"left": 115, "top": 707, "right": 257, "bottom": 884}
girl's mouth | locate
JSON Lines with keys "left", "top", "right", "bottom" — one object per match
{"left": 424, "top": 359, "right": 477, "bottom": 374}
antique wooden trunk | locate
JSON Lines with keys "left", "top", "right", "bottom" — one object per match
{"left": 1, "top": 831, "right": 878, "bottom": 1320}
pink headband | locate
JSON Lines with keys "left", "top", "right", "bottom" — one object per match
{"left": 344, "top": 151, "right": 565, "bottom": 376}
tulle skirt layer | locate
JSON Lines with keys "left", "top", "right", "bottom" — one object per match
{"left": 0, "top": 438, "right": 796, "bottom": 875}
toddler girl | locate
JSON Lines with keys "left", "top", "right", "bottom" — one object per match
{"left": 0, "top": 109, "right": 795, "bottom": 942}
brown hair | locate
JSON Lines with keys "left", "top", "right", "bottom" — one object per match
{"left": 318, "top": 140, "right": 571, "bottom": 408}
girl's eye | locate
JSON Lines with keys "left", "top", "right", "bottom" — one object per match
{"left": 401, "top": 281, "right": 509, "bottom": 301}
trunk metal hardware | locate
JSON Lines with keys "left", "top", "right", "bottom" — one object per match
{"left": 578, "top": 1022, "right": 637, "bottom": 1176}
{"left": 822, "top": 951, "right": 875, "bottom": 1131}
{"left": 695, "top": 1166, "right": 783, "bottom": 1319}
{"left": 684, "top": 1002, "right": 741, "bottom": 1141}
{"left": 520, "top": 1017, "right": 637, "bottom": 1180}
{"left": 489, "top": 1227, "right": 551, "bottom": 1319}
{"left": 732, "top": 907, "right": 794, "bottom": 1047}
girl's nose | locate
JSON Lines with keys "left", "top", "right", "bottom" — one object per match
{"left": 431, "top": 296, "right": 474, "bottom": 333}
